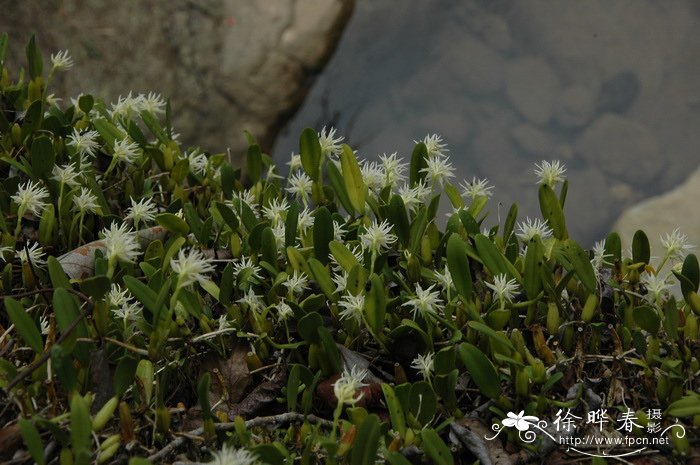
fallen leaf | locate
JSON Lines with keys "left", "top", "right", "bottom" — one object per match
{"left": 0, "top": 424, "right": 21, "bottom": 460}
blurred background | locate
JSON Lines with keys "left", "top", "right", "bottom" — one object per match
{"left": 4, "top": 0, "right": 700, "bottom": 248}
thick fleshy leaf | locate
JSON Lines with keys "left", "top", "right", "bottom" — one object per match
{"left": 340, "top": 144, "right": 366, "bottom": 213}
{"left": 409, "top": 142, "right": 428, "bottom": 186}
{"left": 299, "top": 127, "right": 322, "bottom": 181}
{"left": 632, "top": 230, "right": 650, "bottom": 265}
{"left": 633, "top": 306, "right": 660, "bottom": 334}
{"left": 446, "top": 234, "right": 473, "bottom": 301}
{"left": 458, "top": 342, "right": 501, "bottom": 399}
{"left": 538, "top": 183, "right": 567, "bottom": 240}
{"left": 350, "top": 414, "right": 381, "bottom": 465}
{"left": 5, "top": 297, "right": 43, "bottom": 354}
{"left": 421, "top": 428, "right": 454, "bottom": 465}
{"left": 313, "top": 207, "right": 333, "bottom": 265}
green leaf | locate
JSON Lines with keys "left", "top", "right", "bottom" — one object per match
{"left": 298, "top": 312, "right": 323, "bottom": 344}
{"left": 52, "top": 288, "right": 86, "bottom": 355}
{"left": 632, "top": 230, "right": 650, "bottom": 265}
{"left": 0, "top": 33, "right": 8, "bottom": 65}
{"left": 381, "top": 383, "right": 406, "bottom": 437}
{"left": 388, "top": 195, "right": 410, "bottom": 247}
{"left": 408, "top": 381, "right": 437, "bottom": 425}
{"left": 123, "top": 275, "right": 159, "bottom": 316}
{"left": 680, "top": 254, "right": 699, "bottom": 296}
{"left": 308, "top": 258, "right": 335, "bottom": 299}
{"left": 538, "top": 183, "right": 568, "bottom": 240}
{"left": 340, "top": 144, "right": 366, "bottom": 213}
{"left": 553, "top": 239, "right": 597, "bottom": 294}
{"left": 51, "top": 344, "right": 77, "bottom": 394}
{"left": 25, "top": 34, "right": 42, "bottom": 79}
{"left": 299, "top": 128, "right": 322, "bottom": 181}
{"left": 286, "top": 365, "right": 301, "bottom": 412}
{"left": 350, "top": 414, "right": 381, "bottom": 465}
{"left": 523, "top": 237, "right": 544, "bottom": 300}
{"left": 467, "top": 321, "right": 515, "bottom": 352}
{"left": 458, "top": 342, "right": 501, "bottom": 399}
{"left": 19, "top": 419, "right": 45, "bottom": 465}
{"left": 78, "top": 94, "right": 94, "bottom": 114}
{"left": 365, "top": 274, "right": 386, "bottom": 336}
{"left": 135, "top": 360, "right": 154, "bottom": 405}
{"left": 446, "top": 234, "right": 473, "bottom": 302}
{"left": 421, "top": 428, "right": 454, "bottom": 465}
{"left": 141, "top": 110, "right": 167, "bottom": 143}
{"left": 409, "top": 207, "right": 429, "bottom": 254}
{"left": 409, "top": 142, "right": 428, "bottom": 186}
{"left": 633, "top": 306, "right": 660, "bottom": 334}
{"left": 503, "top": 203, "right": 518, "bottom": 241}
{"left": 92, "top": 118, "right": 126, "bottom": 149}
{"left": 260, "top": 227, "right": 278, "bottom": 271}
{"left": 317, "top": 326, "right": 342, "bottom": 374}
{"left": 458, "top": 210, "right": 480, "bottom": 236}
{"left": 285, "top": 201, "right": 299, "bottom": 248}
{"left": 384, "top": 451, "right": 413, "bottom": 465}
{"left": 666, "top": 394, "right": 700, "bottom": 418}
{"left": 605, "top": 232, "right": 622, "bottom": 263}
{"left": 113, "top": 356, "right": 137, "bottom": 397}
{"left": 214, "top": 201, "right": 239, "bottom": 231}
{"left": 4, "top": 297, "right": 43, "bottom": 353}
{"left": 30, "top": 135, "right": 55, "bottom": 178}
{"left": 198, "top": 372, "right": 212, "bottom": 419}
{"left": 155, "top": 213, "right": 189, "bottom": 235}
{"left": 48, "top": 256, "right": 71, "bottom": 288}
{"left": 326, "top": 161, "right": 355, "bottom": 214}
{"left": 70, "top": 393, "right": 92, "bottom": 456}
{"left": 313, "top": 207, "right": 333, "bottom": 265}
{"left": 329, "top": 241, "right": 360, "bottom": 272}
{"left": 474, "top": 234, "right": 520, "bottom": 282}
{"left": 79, "top": 275, "right": 110, "bottom": 299}
{"left": 246, "top": 142, "right": 263, "bottom": 183}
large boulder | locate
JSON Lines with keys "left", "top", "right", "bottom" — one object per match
{"left": 613, "top": 165, "right": 700, "bottom": 255}
{"left": 3, "top": 0, "right": 354, "bottom": 157}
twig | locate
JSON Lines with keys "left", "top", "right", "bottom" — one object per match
{"left": 3, "top": 300, "right": 92, "bottom": 392}
{"left": 102, "top": 337, "right": 149, "bottom": 356}
{"left": 147, "top": 413, "right": 333, "bottom": 462}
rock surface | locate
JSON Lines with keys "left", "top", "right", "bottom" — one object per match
{"left": 2, "top": 0, "right": 354, "bottom": 157}
{"left": 506, "top": 57, "right": 560, "bottom": 125}
{"left": 614, "top": 166, "right": 700, "bottom": 255}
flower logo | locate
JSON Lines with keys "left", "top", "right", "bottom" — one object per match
{"left": 502, "top": 411, "right": 540, "bottom": 431}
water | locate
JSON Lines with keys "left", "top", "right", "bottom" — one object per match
{"left": 274, "top": 0, "right": 700, "bottom": 246}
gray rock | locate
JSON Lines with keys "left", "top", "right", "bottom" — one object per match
{"left": 596, "top": 71, "right": 641, "bottom": 115}
{"left": 3, "top": 0, "right": 354, "bottom": 158}
{"left": 506, "top": 57, "right": 560, "bottom": 125}
{"left": 555, "top": 85, "right": 597, "bottom": 129}
{"left": 511, "top": 123, "right": 572, "bottom": 160}
{"left": 614, "top": 165, "right": 700, "bottom": 257}
{"left": 463, "top": 11, "right": 512, "bottom": 51}
{"left": 436, "top": 34, "right": 507, "bottom": 96}
{"left": 575, "top": 114, "right": 662, "bottom": 187}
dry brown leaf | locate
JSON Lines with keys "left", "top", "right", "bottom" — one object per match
{"left": 58, "top": 226, "right": 167, "bottom": 279}
{"left": 0, "top": 423, "right": 21, "bottom": 460}
{"left": 199, "top": 344, "right": 251, "bottom": 413}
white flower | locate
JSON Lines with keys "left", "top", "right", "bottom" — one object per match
{"left": 460, "top": 177, "right": 494, "bottom": 200}
{"left": 12, "top": 180, "right": 49, "bottom": 216}
{"left": 67, "top": 128, "right": 100, "bottom": 159}
{"left": 361, "top": 160, "right": 385, "bottom": 192}
{"left": 110, "top": 92, "right": 141, "bottom": 119}
{"left": 39, "top": 315, "right": 50, "bottom": 335}
{"left": 286, "top": 172, "right": 313, "bottom": 204}
{"left": 112, "top": 301, "right": 141, "bottom": 321}
{"left": 641, "top": 272, "right": 671, "bottom": 303}
{"left": 534, "top": 160, "right": 566, "bottom": 187}
{"left": 262, "top": 198, "right": 289, "bottom": 227}
{"left": 102, "top": 222, "right": 140, "bottom": 264}
{"left": 72, "top": 187, "right": 99, "bottom": 214}
{"left": 287, "top": 153, "right": 302, "bottom": 172}
{"left": 109, "top": 284, "right": 131, "bottom": 308}
{"left": 416, "top": 134, "right": 448, "bottom": 158}
{"left": 411, "top": 352, "right": 435, "bottom": 380}
{"left": 276, "top": 301, "right": 294, "bottom": 321}
{"left": 126, "top": 197, "right": 157, "bottom": 227}
{"left": 318, "top": 126, "right": 344, "bottom": 158}
{"left": 398, "top": 182, "right": 430, "bottom": 213}
{"left": 45, "top": 94, "right": 62, "bottom": 107}
{"left": 333, "top": 366, "right": 368, "bottom": 406}
{"left": 420, "top": 155, "right": 455, "bottom": 187}
{"left": 112, "top": 138, "right": 141, "bottom": 165}
{"left": 403, "top": 284, "right": 444, "bottom": 320}
{"left": 138, "top": 92, "right": 166, "bottom": 115}
{"left": 187, "top": 150, "right": 209, "bottom": 176}
{"left": 206, "top": 444, "right": 258, "bottom": 465}
{"left": 271, "top": 223, "right": 286, "bottom": 250}
{"left": 283, "top": 271, "right": 309, "bottom": 296}
{"left": 50, "top": 50, "right": 73, "bottom": 70}
{"left": 332, "top": 270, "right": 349, "bottom": 293}
{"left": 297, "top": 207, "right": 315, "bottom": 235}
{"left": 51, "top": 164, "right": 81, "bottom": 188}
{"left": 16, "top": 242, "right": 46, "bottom": 267}
{"left": 591, "top": 240, "right": 613, "bottom": 271}
{"left": 516, "top": 217, "right": 553, "bottom": 242}
{"left": 333, "top": 221, "right": 348, "bottom": 241}
{"left": 237, "top": 288, "right": 264, "bottom": 311}
{"left": 359, "top": 219, "right": 397, "bottom": 254}
{"left": 218, "top": 315, "right": 231, "bottom": 330}
{"left": 434, "top": 265, "right": 453, "bottom": 290}
{"left": 232, "top": 256, "right": 262, "bottom": 280}
{"left": 170, "top": 248, "right": 216, "bottom": 287}
{"left": 485, "top": 274, "right": 519, "bottom": 307}
{"left": 379, "top": 152, "right": 407, "bottom": 185}
{"left": 660, "top": 228, "right": 694, "bottom": 261}
{"left": 338, "top": 293, "right": 365, "bottom": 324}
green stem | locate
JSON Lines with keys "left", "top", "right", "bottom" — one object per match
{"left": 14, "top": 205, "right": 25, "bottom": 239}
